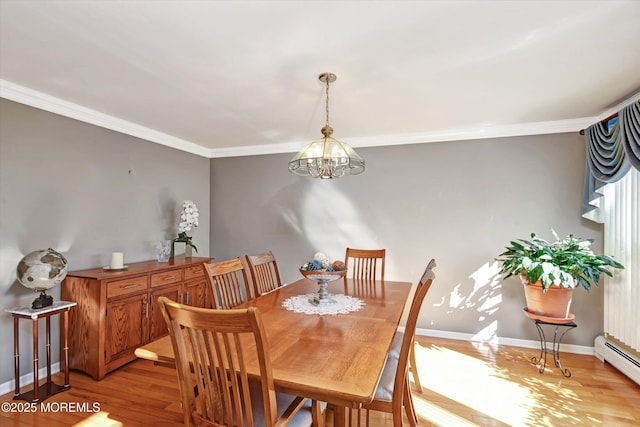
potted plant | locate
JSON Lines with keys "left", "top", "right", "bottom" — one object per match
{"left": 171, "top": 200, "right": 199, "bottom": 259}
{"left": 498, "top": 232, "right": 623, "bottom": 319}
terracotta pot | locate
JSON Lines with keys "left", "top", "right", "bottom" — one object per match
{"left": 522, "top": 278, "right": 574, "bottom": 318}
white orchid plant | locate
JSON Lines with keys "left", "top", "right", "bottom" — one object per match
{"left": 498, "top": 231, "right": 623, "bottom": 292}
{"left": 174, "top": 200, "right": 199, "bottom": 253}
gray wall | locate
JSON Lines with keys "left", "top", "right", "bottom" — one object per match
{"left": 0, "top": 96, "right": 604, "bottom": 388}
{"left": 210, "top": 133, "right": 603, "bottom": 346}
{"left": 0, "top": 99, "right": 210, "bottom": 385}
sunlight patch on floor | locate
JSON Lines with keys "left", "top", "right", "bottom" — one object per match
{"left": 413, "top": 344, "right": 535, "bottom": 426}
{"left": 74, "top": 411, "right": 123, "bottom": 426}
{"left": 412, "top": 398, "right": 481, "bottom": 427}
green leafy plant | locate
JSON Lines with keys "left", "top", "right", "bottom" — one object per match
{"left": 498, "top": 232, "right": 623, "bottom": 292}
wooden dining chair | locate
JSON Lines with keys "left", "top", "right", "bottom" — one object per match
{"left": 203, "top": 257, "right": 253, "bottom": 309}
{"left": 344, "top": 247, "right": 422, "bottom": 393}
{"left": 356, "top": 259, "right": 436, "bottom": 427}
{"left": 157, "top": 297, "right": 325, "bottom": 427}
{"left": 345, "top": 248, "right": 386, "bottom": 281}
{"left": 246, "top": 251, "right": 283, "bottom": 297}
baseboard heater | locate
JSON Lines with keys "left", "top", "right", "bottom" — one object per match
{"left": 594, "top": 335, "right": 640, "bottom": 386}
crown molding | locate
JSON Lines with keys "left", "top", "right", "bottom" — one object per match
{"left": 208, "top": 141, "right": 304, "bottom": 159}
{"left": 0, "top": 80, "right": 210, "bottom": 158}
{"left": 346, "top": 117, "right": 596, "bottom": 148}
{"left": 3, "top": 79, "right": 637, "bottom": 160}
{"left": 208, "top": 117, "right": 596, "bottom": 158}
{"left": 598, "top": 91, "right": 640, "bottom": 119}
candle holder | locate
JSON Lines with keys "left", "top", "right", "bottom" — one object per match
{"left": 299, "top": 269, "right": 347, "bottom": 305}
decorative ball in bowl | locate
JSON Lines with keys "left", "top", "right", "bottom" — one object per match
{"left": 299, "top": 259, "right": 347, "bottom": 281}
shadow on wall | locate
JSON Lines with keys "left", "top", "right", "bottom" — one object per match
{"left": 157, "top": 189, "right": 179, "bottom": 240}
{"left": 271, "top": 179, "right": 511, "bottom": 340}
{"left": 4, "top": 192, "right": 78, "bottom": 301}
{"left": 273, "top": 178, "right": 382, "bottom": 264}
{"left": 272, "top": 178, "right": 523, "bottom": 343}
{"left": 426, "top": 260, "right": 506, "bottom": 341}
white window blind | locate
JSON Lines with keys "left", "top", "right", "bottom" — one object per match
{"left": 602, "top": 167, "right": 639, "bottom": 352}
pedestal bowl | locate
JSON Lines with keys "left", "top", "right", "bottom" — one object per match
{"left": 299, "top": 269, "right": 347, "bottom": 305}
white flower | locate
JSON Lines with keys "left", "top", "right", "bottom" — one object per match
{"left": 178, "top": 200, "right": 199, "bottom": 233}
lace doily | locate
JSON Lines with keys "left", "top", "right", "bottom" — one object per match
{"left": 282, "top": 293, "right": 365, "bottom": 316}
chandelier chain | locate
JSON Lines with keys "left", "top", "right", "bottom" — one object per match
{"left": 325, "top": 77, "right": 330, "bottom": 127}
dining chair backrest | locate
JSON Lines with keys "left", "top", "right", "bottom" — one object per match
{"left": 245, "top": 251, "right": 283, "bottom": 297}
{"left": 356, "top": 259, "right": 436, "bottom": 427}
{"left": 157, "top": 297, "right": 312, "bottom": 427}
{"left": 388, "top": 258, "right": 436, "bottom": 425}
{"left": 203, "top": 258, "right": 253, "bottom": 309}
{"left": 345, "top": 248, "right": 386, "bottom": 281}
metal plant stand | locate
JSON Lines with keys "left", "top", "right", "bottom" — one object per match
{"left": 530, "top": 319, "right": 577, "bottom": 377}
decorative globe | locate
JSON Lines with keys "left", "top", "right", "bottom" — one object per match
{"left": 16, "top": 248, "right": 68, "bottom": 308}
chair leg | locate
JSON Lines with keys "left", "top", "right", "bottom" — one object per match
{"left": 312, "top": 400, "right": 325, "bottom": 427}
{"left": 409, "top": 345, "right": 423, "bottom": 394}
{"left": 403, "top": 379, "right": 418, "bottom": 426}
{"left": 348, "top": 407, "right": 362, "bottom": 427}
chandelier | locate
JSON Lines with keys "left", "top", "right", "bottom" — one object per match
{"left": 288, "top": 73, "right": 365, "bottom": 179}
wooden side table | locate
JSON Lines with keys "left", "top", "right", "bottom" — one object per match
{"left": 5, "top": 300, "right": 77, "bottom": 402}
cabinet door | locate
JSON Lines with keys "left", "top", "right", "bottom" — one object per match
{"left": 149, "top": 284, "right": 182, "bottom": 341}
{"left": 105, "top": 293, "right": 148, "bottom": 366}
{"left": 184, "top": 278, "right": 209, "bottom": 309}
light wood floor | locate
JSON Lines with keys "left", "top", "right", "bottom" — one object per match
{"left": 1, "top": 336, "right": 639, "bottom": 426}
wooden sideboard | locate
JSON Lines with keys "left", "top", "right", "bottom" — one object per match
{"left": 61, "top": 256, "right": 213, "bottom": 380}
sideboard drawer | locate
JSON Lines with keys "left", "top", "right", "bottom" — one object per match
{"left": 151, "top": 269, "right": 183, "bottom": 287}
{"left": 107, "top": 276, "right": 149, "bottom": 299}
{"left": 185, "top": 265, "right": 205, "bottom": 280}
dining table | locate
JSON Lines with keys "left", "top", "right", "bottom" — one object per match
{"left": 135, "top": 276, "right": 412, "bottom": 427}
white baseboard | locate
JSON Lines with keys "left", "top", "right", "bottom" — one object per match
{"left": 415, "top": 328, "right": 595, "bottom": 356}
{"left": 0, "top": 362, "right": 61, "bottom": 397}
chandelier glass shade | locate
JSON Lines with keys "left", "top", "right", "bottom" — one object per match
{"left": 288, "top": 73, "right": 365, "bottom": 179}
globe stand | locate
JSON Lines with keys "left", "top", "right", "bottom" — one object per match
{"left": 32, "top": 291, "right": 54, "bottom": 309}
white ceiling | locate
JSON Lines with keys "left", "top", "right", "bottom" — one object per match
{"left": 1, "top": 0, "right": 639, "bottom": 158}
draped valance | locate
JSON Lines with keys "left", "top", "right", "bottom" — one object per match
{"left": 582, "top": 100, "right": 640, "bottom": 222}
